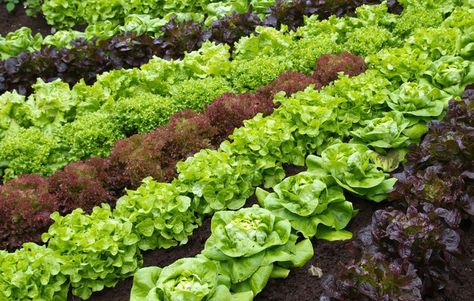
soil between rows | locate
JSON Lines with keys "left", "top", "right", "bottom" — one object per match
{"left": 0, "top": 5, "right": 50, "bottom": 36}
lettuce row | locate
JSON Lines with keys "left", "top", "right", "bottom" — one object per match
{"left": 0, "top": 1, "right": 472, "bottom": 300}
{"left": 131, "top": 206, "right": 314, "bottom": 301}
{"left": 0, "top": 1, "right": 458, "bottom": 181}
{"left": 0, "top": 0, "right": 389, "bottom": 61}
{"left": 41, "top": 0, "right": 273, "bottom": 29}
{"left": 321, "top": 86, "right": 474, "bottom": 301}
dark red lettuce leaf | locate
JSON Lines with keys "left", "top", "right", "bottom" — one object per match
{"left": 313, "top": 51, "right": 367, "bottom": 86}
{"left": 209, "top": 12, "right": 262, "bottom": 47}
{"left": 154, "top": 18, "right": 210, "bottom": 60}
{"left": 0, "top": 175, "right": 57, "bottom": 249}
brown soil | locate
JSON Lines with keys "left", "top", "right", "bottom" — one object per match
{"left": 0, "top": 4, "right": 51, "bottom": 36}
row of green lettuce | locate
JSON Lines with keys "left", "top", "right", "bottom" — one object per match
{"left": 0, "top": 0, "right": 275, "bottom": 60}
{"left": 0, "top": 0, "right": 465, "bottom": 182}
{"left": 0, "top": 15, "right": 192, "bottom": 60}
{"left": 0, "top": 0, "right": 389, "bottom": 61}
{"left": 43, "top": 0, "right": 274, "bottom": 29}
{"left": 130, "top": 142, "right": 396, "bottom": 301}
{"left": 0, "top": 2, "right": 472, "bottom": 299}
{"left": 0, "top": 1, "right": 384, "bottom": 97}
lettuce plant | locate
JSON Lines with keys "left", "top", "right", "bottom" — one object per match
{"left": 367, "top": 46, "right": 431, "bottom": 83}
{"left": 175, "top": 149, "right": 262, "bottom": 214}
{"left": 387, "top": 80, "right": 451, "bottom": 118}
{"left": 256, "top": 172, "right": 353, "bottom": 240}
{"left": 313, "top": 51, "right": 367, "bottom": 86}
{"left": 350, "top": 111, "right": 417, "bottom": 149}
{"left": 306, "top": 142, "right": 396, "bottom": 201}
{"left": 201, "top": 206, "right": 313, "bottom": 297}
{"left": 424, "top": 55, "right": 474, "bottom": 95}
{"left": 0, "top": 243, "right": 69, "bottom": 300}
{"left": 321, "top": 256, "right": 423, "bottom": 301}
{"left": 113, "top": 178, "right": 199, "bottom": 251}
{"left": 0, "top": 175, "right": 56, "bottom": 249}
{"left": 42, "top": 205, "right": 143, "bottom": 299}
{"left": 209, "top": 12, "right": 262, "bottom": 47}
{"left": 131, "top": 258, "right": 251, "bottom": 301}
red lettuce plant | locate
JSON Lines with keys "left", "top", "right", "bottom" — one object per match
{"left": 256, "top": 71, "right": 321, "bottom": 99}
{"left": 313, "top": 51, "right": 367, "bottom": 86}
{"left": 0, "top": 175, "right": 56, "bottom": 248}
{"left": 322, "top": 86, "right": 474, "bottom": 300}
{"left": 47, "top": 159, "right": 115, "bottom": 214}
{"left": 209, "top": 12, "right": 262, "bottom": 47}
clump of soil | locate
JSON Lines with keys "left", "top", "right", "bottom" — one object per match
{"left": 0, "top": 5, "right": 51, "bottom": 36}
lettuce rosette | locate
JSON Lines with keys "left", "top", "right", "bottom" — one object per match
{"left": 307, "top": 143, "right": 396, "bottom": 202}
{"left": 350, "top": 111, "right": 417, "bottom": 149}
{"left": 387, "top": 80, "right": 451, "bottom": 119}
{"left": 424, "top": 55, "right": 474, "bottom": 95}
{"left": 201, "top": 206, "right": 313, "bottom": 297}
{"left": 256, "top": 172, "right": 354, "bottom": 241}
{"left": 130, "top": 257, "right": 251, "bottom": 301}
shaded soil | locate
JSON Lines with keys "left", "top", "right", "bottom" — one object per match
{"left": 255, "top": 196, "right": 384, "bottom": 301}
{"left": 70, "top": 164, "right": 474, "bottom": 301}
{"left": 0, "top": 5, "right": 51, "bottom": 36}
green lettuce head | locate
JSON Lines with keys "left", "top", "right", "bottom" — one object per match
{"left": 424, "top": 56, "right": 474, "bottom": 95}
{"left": 202, "top": 206, "right": 313, "bottom": 296}
{"left": 350, "top": 111, "right": 425, "bottom": 149}
{"left": 206, "top": 206, "right": 291, "bottom": 258}
{"left": 131, "top": 257, "right": 243, "bottom": 301}
{"left": 256, "top": 173, "right": 354, "bottom": 240}
{"left": 387, "top": 80, "right": 451, "bottom": 118}
{"left": 307, "top": 143, "right": 396, "bottom": 202}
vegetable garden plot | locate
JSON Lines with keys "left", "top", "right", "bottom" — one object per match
{"left": 0, "top": 0, "right": 473, "bottom": 301}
